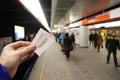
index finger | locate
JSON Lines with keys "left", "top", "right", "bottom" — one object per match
{"left": 9, "top": 41, "right": 31, "bottom": 50}
{"left": 17, "top": 44, "right": 36, "bottom": 57}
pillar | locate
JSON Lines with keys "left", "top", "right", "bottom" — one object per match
{"left": 79, "top": 26, "right": 89, "bottom": 47}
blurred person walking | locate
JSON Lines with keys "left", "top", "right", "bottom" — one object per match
{"left": 106, "top": 31, "right": 120, "bottom": 67}
{"left": 97, "top": 33, "right": 103, "bottom": 52}
{"left": 93, "top": 31, "right": 98, "bottom": 49}
{"left": 63, "top": 33, "right": 72, "bottom": 61}
{"left": 89, "top": 32, "right": 94, "bottom": 47}
{"left": 59, "top": 32, "right": 64, "bottom": 47}
{"left": 54, "top": 32, "right": 58, "bottom": 42}
{"left": 70, "top": 33, "right": 75, "bottom": 47}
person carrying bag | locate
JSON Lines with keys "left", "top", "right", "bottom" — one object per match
{"left": 63, "top": 33, "right": 72, "bottom": 61}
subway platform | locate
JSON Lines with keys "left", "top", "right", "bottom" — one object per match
{"left": 28, "top": 41, "right": 120, "bottom": 80}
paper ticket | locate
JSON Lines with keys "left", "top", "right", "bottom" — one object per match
{"left": 32, "top": 28, "right": 54, "bottom": 56}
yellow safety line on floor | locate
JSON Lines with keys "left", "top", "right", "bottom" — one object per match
{"left": 40, "top": 54, "right": 46, "bottom": 80}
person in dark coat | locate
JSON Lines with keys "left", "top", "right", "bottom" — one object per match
{"left": 89, "top": 32, "right": 94, "bottom": 47}
{"left": 93, "top": 32, "right": 98, "bottom": 48}
{"left": 70, "top": 33, "right": 75, "bottom": 47}
{"left": 106, "top": 31, "right": 120, "bottom": 67}
{"left": 63, "top": 33, "right": 72, "bottom": 61}
{"left": 97, "top": 33, "right": 103, "bottom": 52}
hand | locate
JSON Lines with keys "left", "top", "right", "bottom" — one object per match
{"left": 0, "top": 41, "right": 36, "bottom": 78}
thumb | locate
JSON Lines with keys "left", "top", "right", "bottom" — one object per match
{"left": 18, "top": 44, "right": 36, "bottom": 57}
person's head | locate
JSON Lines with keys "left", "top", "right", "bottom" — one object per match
{"left": 65, "top": 33, "right": 69, "bottom": 37}
{"left": 111, "top": 31, "right": 116, "bottom": 36}
{"left": 90, "top": 31, "right": 93, "bottom": 34}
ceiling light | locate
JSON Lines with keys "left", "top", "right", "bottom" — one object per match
{"left": 19, "top": 0, "right": 50, "bottom": 32}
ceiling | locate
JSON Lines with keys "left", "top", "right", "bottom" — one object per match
{"left": 0, "top": 0, "right": 120, "bottom": 31}
{"left": 0, "top": 1, "right": 35, "bottom": 25}
{"left": 51, "top": 0, "right": 76, "bottom": 26}
{"left": 0, "top": 0, "right": 51, "bottom": 29}
{"left": 39, "top": 0, "right": 52, "bottom": 26}
{"left": 51, "top": 0, "right": 120, "bottom": 27}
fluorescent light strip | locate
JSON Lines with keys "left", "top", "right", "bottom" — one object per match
{"left": 94, "top": 20, "right": 120, "bottom": 28}
{"left": 19, "top": 0, "right": 50, "bottom": 31}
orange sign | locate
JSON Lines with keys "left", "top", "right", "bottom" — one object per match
{"left": 82, "top": 13, "right": 110, "bottom": 25}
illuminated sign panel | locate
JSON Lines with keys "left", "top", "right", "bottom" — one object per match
{"left": 14, "top": 25, "right": 25, "bottom": 40}
{"left": 82, "top": 13, "right": 110, "bottom": 25}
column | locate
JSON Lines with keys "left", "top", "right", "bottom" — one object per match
{"left": 79, "top": 26, "right": 89, "bottom": 47}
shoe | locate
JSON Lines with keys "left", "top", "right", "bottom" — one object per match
{"left": 66, "top": 58, "right": 70, "bottom": 61}
{"left": 107, "top": 62, "right": 109, "bottom": 64}
{"left": 115, "top": 65, "right": 120, "bottom": 67}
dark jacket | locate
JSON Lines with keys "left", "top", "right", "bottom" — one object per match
{"left": 89, "top": 34, "right": 94, "bottom": 41}
{"left": 106, "top": 36, "right": 120, "bottom": 51}
{"left": 63, "top": 37, "right": 72, "bottom": 51}
{"left": 70, "top": 34, "right": 75, "bottom": 42}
